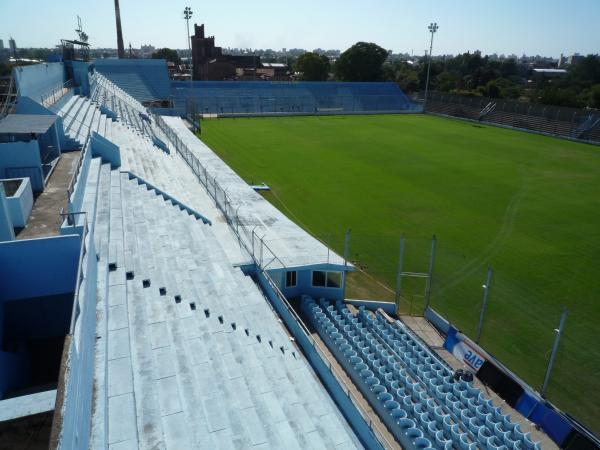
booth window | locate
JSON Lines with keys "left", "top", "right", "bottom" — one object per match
{"left": 285, "top": 271, "right": 297, "bottom": 287}
{"left": 326, "top": 271, "right": 342, "bottom": 288}
{"left": 312, "top": 270, "right": 342, "bottom": 288}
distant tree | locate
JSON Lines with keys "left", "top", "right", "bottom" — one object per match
{"left": 569, "top": 55, "right": 600, "bottom": 85}
{"left": 434, "top": 71, "right": 460, "bottom": 92}
{"left": 152, "top": 48, "right": 181, "bottom": 65}
{"left": 0, "top": 61, "right": 12, "bottom": 77}
{"left": 589, "top": 84, "right": 600, "bottom": 108}
{"left": 334, "top": 42, "right": 388, "bottom": 81}
{"left": 296, "top": 52, "right": 330, "bottom": 81}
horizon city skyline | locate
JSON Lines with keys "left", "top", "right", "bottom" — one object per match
{"left": 1, "top": 0, "right": 599, "bottom": 59}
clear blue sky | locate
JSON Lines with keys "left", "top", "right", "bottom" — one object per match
{"left": 1, "top": 0, "right": 599, "bottom": 57}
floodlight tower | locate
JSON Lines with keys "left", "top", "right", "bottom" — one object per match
{"left": 184, "top": 7, "right": 193, "bottom": 80}
{"left": 423, "top": 22, "right": 439, "bottom": 111}
{"left": 114, "top": 0, "right": 125, "bottom": 58}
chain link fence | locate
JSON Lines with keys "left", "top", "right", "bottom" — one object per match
{"left": 425, "top": 91, "right": 600, "bottom": 143}
{"left": 312, "top": 230, "right": 599, "bottom": 430}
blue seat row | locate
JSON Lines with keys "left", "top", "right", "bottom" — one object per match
{"left": 171, "top": 81, "right": 415, "bottom": 115}
{"left": 302, "top": 297, "right": 542, "bottom": 450}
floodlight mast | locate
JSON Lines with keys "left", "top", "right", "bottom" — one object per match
{"left": 423, "top": 22, "right": 439, "bottom": 111}
{"left": 184, "top": 7, "right": 193, "bottom": 79}
{"left": 114, "top": 0, "right": 125, "bottom": 58}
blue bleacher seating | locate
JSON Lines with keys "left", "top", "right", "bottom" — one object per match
{"left": 302, "top": 297, "right": 541, "bottom": 450}
{"left": 172, "top": 81, "right": 415, "bottom": 115}
{"left": 94, "top": 59, "right": 171, "bottom": 103}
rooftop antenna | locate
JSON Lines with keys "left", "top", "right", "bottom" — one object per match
{"left": 114, "top": 0, "right": 125, "bottom": 58}
{"left": 74, "top": 16, "right": 89, "bottom": 60}
{"left": 75, "top": 16, "right": 89, "bottom": 43}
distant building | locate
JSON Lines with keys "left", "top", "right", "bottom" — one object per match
{"left": 558, "top": 53, "right": 584, "bottom": 68}
{"left": 8, "top": 37, "right": 17, "bottom": 58}
{"left": 191, "top": 24, "right": 274, "bottom": 80}
{"left": 0, "top": 39, "right": 4, "bottom": 50}
{"left": 532, "top": 68, "right": 568, "bottom": 77}
{"left": 140, "top": 44, "right": 155, "bottom": 58}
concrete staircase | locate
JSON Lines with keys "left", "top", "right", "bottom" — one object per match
{"left": 80, "top": 160, "right": 361, "bottom": 449}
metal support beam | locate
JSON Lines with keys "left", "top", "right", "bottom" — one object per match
{"left": 541, "top": 307, "right": 569, "bottom": 397}
{"left": 394, "top": 234, "right": 405, "bottom": 313}
{"left": 475, "top": 266, "right": 493, "bottom": 344}
{"left": 343, "top": 229, "right": 351, "bottom": 265}
{"left": 113, "top": 0, "right": 125, "bottom": 58}
{"left": 423, "top": 234, "right": 437, "bottom": 311}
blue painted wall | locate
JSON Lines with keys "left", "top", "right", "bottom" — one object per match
{"left": 0, "top": 183, "right": 15, "bottom": 241}
{"left": 0, "top": 235, "right": 80, "bottom": 400}
{"left": 0, "top": 141, "right": 44, "bottom": 192}
{"left": 71, "top": 61, "right": 92, "bottom": 96}
{"left": 56, "top": 232, "right": 98, "bottom": 450}
{"left": 3, "top": 177, "right": 33, "bottom": 228}
{"left": 14, "top": 63, "right": 65, "bottom": 103}
{"left": 91, "top": 132, "right": 120, "bottom": 168}
{"left": 94, "top": 59, "right": 171, "bottom": 102}
{"left": 0, "top": 235, "right": 80, "bottom": 302}
{"left": 69, "top": 141, "right": 92, "bottom": 214}
{"left": 16, "top": 96, "right": 66, "bottom": 151}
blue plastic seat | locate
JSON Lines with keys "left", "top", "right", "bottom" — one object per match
{"left": 450, "top": 423, "right": 462, "bottom": 442}
{"left": 414, "top": 437, "right": 433, "bottom": 449}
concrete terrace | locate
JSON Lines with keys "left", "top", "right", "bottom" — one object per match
{"left": 53, "top": 89, "right": 364, "bottom": 448}
{"left": 16, "top": 151, "right": 79, "bottom": 240}
{"left": 161, "top": 115, "right": 346, "bottom": 269}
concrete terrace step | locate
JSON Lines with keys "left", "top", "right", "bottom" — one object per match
{"left": 87, "top": 166, "right": 361, "bottom": 448}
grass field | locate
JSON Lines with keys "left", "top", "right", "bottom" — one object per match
{"left": 199, "top": 114, "right": 600, "bottom": 431}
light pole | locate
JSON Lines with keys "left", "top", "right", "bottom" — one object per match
{"left": 184, "top": 6, "right": 193, "bottom": 79}
{"left": 423, "top": 22, "right": 439, "bottom": 111}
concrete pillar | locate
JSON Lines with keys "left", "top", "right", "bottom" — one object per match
{"left": 0, "top": 183, "right": 16, "bottom": 241}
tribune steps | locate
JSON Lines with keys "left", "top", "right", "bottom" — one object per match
{"left": 77, "top": 157, "right": 360, "bottom": 449}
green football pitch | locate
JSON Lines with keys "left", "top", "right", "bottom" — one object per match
{"left": 199, "top": 114, "right": 600, "bottom": 431}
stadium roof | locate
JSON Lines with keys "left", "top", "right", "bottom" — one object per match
{"left": 0, "top": 114, "right": 57, "bottom": 134}
{"left": 532, "top": 68, "right": 568, "bottom": 74}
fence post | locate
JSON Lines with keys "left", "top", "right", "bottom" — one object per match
{"left": 395, "top": 234, "right": 405, "bottom": 314}
{"left": 423, "top": 234, "right": 437, "bottom": 311}
{"left": 260, "top": 237, "right": 264, "bottom": 268}
{"left": 475, "top": 266, "right": 493, "bottom": 344}
{"left": 343, "top": 229, "right": 351, "bottom": 265}
{"left": 541, "top": 307, "right": 568, "bottom": 397}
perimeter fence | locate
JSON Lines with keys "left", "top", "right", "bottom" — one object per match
{"left": 312, "top": 230, "right": 598, "bottom": 431}
{"left": 424, "top": 91, "right": 600, "bottom": 143}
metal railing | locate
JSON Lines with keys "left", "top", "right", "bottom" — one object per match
{"left": 153, "top": 114, "right": 394, "bottom": 447}
{"left": 64, "top": 126, "right": 91, "bottom": 209}
{"left": 262, "top": 271, "right": 396, "bottom": 449}
{"left": 59, "top": 209, "right": 89, "bottom": 331}
{"left": 40, "top": 79, "right": 74, "bottom": 108}
{"left": 425, "top": 91, "right": 600, "bottom": 143}
{"left": 93, "top": 79, "right": 155, "bottom": 140}
{"left": 0, "top": 75, "right": 18, "bottom": 119}
{"left": 155, "top": 115, "right": 286, "bottom": 270}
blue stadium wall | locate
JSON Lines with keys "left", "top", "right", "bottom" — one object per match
{"left": 88, "top": 59, "right": 417, "bottom": 115}
{"left": 173, "top": 80, "right": 417, "bottom": 116}
{"left": 94, "top": 59, "right": 171, "bottom": 103}
{"left": 13, "top": 63, "right": 65, "bottom": 104}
